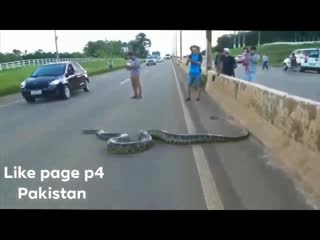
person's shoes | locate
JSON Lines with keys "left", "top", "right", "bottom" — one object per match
{"left": 137, "top": 95, "right": 143, "bottom": 99}
{"left": 185, "top": 97, "right": 191, "bottom": 102}
{"left": 196, "top": 97, "right": 200, "bottom": 101}
{"left": 130, "top": 96, "right": 137, "bottom": 99}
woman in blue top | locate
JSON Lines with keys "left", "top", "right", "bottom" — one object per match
{"left": 185, "top": 45, "right": 202, "bottom": 101}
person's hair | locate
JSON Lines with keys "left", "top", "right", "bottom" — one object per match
{"left": 243, "top": 47, "right": 249, "bottom": 52}
{"left": 127, "top": 52, "right": 134, "bottom": 56}
{"left": 250, "top": 46, "right": 256, "bottom": 51}
{"left": 190, "top": 46, "right": 200, "bottom": 52}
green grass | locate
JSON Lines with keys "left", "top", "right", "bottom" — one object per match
{"left": 213, "top": 43, "right": 320, "bottom": 67}
{"left": 0, "top": 58, "right": 127, "bottom": 97}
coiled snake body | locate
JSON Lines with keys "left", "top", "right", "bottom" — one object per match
{"left": 82, "top": 129, "right": 250, "bottom": 154}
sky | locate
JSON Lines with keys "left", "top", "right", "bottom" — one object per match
{"left": 0, "top": 30, "right": 233, "bottom": 56}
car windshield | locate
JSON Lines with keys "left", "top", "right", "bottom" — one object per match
{"left": 31, "top": 64, "right": 66, "bottom": 77}
{"left": 303, "top": 50, "right": 319, "bottom": 58}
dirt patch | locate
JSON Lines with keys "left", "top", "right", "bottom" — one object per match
{"left": 284, "top": 97, "right": 298, "bottom": 117}
{"left": 291, "top": 120, "right": 304, "bottom": 142}
{"left": 316, "top": 130, "right": 320, "bottom": 152}
{"left": 234, "top": 82, "right": 239, "bottom": 99}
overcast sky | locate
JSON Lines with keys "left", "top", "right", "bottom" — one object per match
{"left": 0, "top": 30, "right": 233, "bottom": 56}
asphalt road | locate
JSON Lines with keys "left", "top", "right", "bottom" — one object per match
{"left": 235, "top": 65, "right": 320, "bottom": 102}
{"left": 0, "top": 61, "right": 313, "bottom": 209}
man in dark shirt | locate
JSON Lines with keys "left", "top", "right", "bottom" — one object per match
{"left": 219, "top": 48, "right": 237, "bottom": 77}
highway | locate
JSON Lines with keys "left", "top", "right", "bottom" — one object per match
{"left": 0, "top": 60, "right": 312, "bottom": 209}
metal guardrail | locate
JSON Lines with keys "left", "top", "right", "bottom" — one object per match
{"left": 0, "top": 58, "right": 104, "bottom": 71}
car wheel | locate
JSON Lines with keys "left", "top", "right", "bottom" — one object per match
{"left": 83, "top": 79, "right": 90, "bottom": 92}
{"left": 61, "top": 84, "right": 71, "bottom": 100}
{"left": 283, "top": 63, "right": 288, "bottom": 71}
{"left": 24, "top": 96, "right": 35, "bottom": 103}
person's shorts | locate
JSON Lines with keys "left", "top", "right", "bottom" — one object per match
{"left": 187, "top": 74, "right": 201, "bottom": 88}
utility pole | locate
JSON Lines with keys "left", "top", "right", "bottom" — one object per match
{"left": 233, "top": 30, "right": 236, "bottom": 48}
{"left": 258, "top": 31, "right": 261, "bottom": 46}
{"left": 54, "top": 30, "right": 59, "bottom": 59}
{"left": 206, "top": 30, "right": 212, "bottom": 71}
{"left": 180, "top": 30, "right": 182, "bottom": 60}
{"left": 175, "top": 31, "right": 178, "bottom": 57}
{"left": 243, "top": 32, "right": 246, "bottom": 47}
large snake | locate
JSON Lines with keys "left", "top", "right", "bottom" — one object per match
{"left": 82, "top": 129, "right": 250, "bottom": 154}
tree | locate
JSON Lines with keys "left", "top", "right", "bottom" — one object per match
{"left": 12, "top": 49, "right": 22, "bottom": 57}
{"left": 128, "top": 32, "right": 151, "bottom": 58}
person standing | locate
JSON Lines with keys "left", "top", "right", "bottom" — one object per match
{"left": 262, "top": 54, "right": 269, "bottom": 70}
{"left": 242, "top": 47, "right": 249, "bottom": 72}
{"left": 127, "top": 52, "right": 142, "bottom": 99}
{"left": 185, "top": 45, "right": 202, "bottom": 102}
{"left": 219, "top": 48, "right": 237, "bottom": 77}
{"left": 245, "top": 46, "right": 260, "bottom": 82}
{"left": 108, "top": 59, "right": 113, "bottom": 70}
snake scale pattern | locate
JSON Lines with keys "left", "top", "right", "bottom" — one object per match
{"left": 82, "top": 129, "right": 250, "bottom": 154}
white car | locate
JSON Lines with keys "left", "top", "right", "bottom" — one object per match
{"left": 146, "top": 58, "right": 157, "bottom": 66}
{"left": 283, "top": 48, "right": 320, "bottom": 73}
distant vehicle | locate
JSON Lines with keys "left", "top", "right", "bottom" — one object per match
{"left": 235, "top": 55, "right": 244, "bottom": 63}
{"left": 164, "top": 54, "right": 171, "bottom": 60}
{"left": 283, "top": 48, "right": 320, "bottom": 73}
{"left": 146, "top": 58, "right": 157, "bottom": 66}
{"left": 20, "top": 62, "right": 90, "bottom": 103}
{"left": 152, "top": 51, "right": 160, "bottom": 58}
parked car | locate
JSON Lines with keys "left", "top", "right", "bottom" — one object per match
{"left": 235, "top": 55, "right": 244, "bottom": 63}
{"left": 146, "top": 58, "right": 157, "bottom": 66}
{"left": 20, "top": 62, "right": 90, "bottom": 103}
{"left": 283, "top": 48, "right": 320, "bottom": 73}
{"left": 164, "top": 54, "right": 172, "bottom": 60}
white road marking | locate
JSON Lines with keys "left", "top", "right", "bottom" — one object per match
{"left": 171, "top": 62, "right": 224, "bottom": 210}
{"left": 120, "top": 78, "right": 130, "bottom": 85}
{"left": 0, "top": 99, "right": 23, "bottom": 109}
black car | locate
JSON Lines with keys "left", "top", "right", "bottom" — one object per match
{"left": 20, "top": 62, "right": 90, "bottom": 103}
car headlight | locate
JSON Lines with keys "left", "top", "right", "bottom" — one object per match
{"left": 49, "top": 79, "right": 61, "bottom": 86}
{"left": 20, "top": 81, "right": 26, "bottom": 89}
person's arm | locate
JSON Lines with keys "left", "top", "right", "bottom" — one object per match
{"left": 128, "top": 59, "right": 140, "bottom": 70}
{"left": 249, "top": 54, "right": 260, "bottom": 64}
{"left": 190, "top": 54, "right": 202, "bottom": 65}
{"left": 232, "top": 57, "right": 237, "bottom": 69}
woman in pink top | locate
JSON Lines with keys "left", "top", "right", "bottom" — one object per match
{"left": 242, "top": 47, "right": 249, "bottom": 72}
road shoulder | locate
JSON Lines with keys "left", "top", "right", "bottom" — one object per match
{"left": 173, "top": 63, "right": 312, "bottom": 209}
